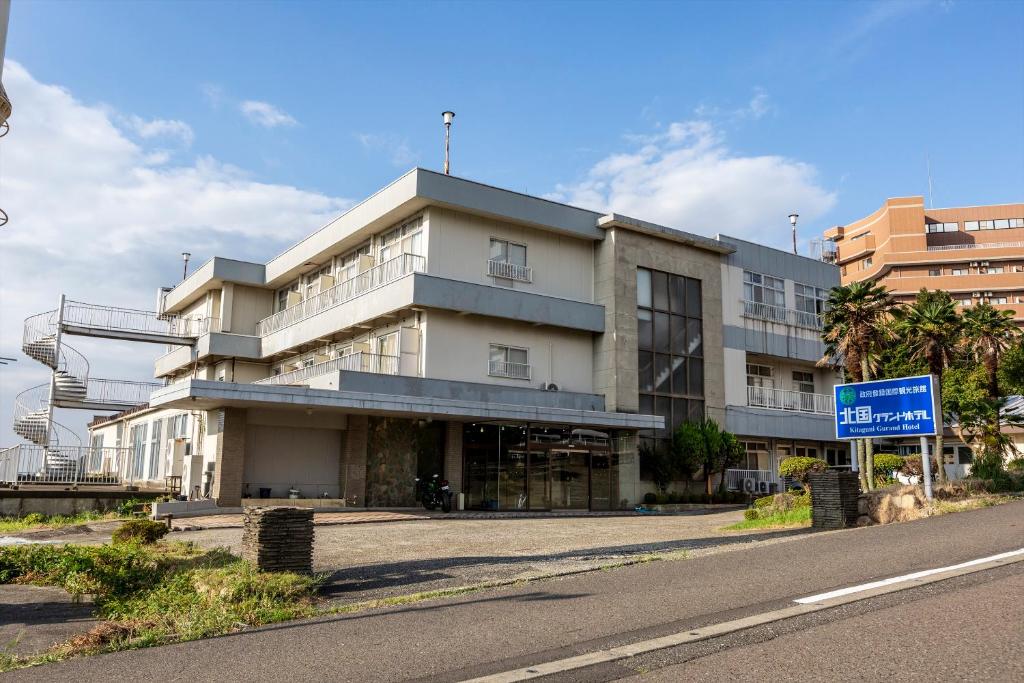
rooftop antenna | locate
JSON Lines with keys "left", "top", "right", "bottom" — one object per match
{"left": 788, "top": 213, "right": 799, "bottom": 255}
{"left": 442, "top": 111, "right": 455, "bottom": 175}
{"left": 181, "top": 252, "right": 191, "bottom": 281}
{"left": 926, "top": 153, "right": 934, "bottom": 208}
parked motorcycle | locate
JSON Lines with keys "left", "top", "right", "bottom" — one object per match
{"left": 415, "top": 473, "right": 453, "bottom": 512}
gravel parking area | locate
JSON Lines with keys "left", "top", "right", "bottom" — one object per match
{"left": 171, "top": 510, "right": 813, "bottom": 604}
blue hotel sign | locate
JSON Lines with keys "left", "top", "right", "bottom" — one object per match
{"left": 834, "top": 374, "right": 939, "bottom": 440}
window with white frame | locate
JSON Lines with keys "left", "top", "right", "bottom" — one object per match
{"left": 488, "top": 344, "right": 530, "bottom": 379}
{"left": 951, "top": 267, "right": 968, "bottom": 276}
{"left": 863, "top": 257, "right": 873, "bottom": 268}
{"left": 990, "top": 296, "right": 1008, "bottom": 305}
{"left": 794, "top": 283, "right": 827, "bottom": 317}
{"left": 488, "top": 238, "right": 529, "bottom": 281}
{"left": 965, "top": 221, "right": 979, "bottom": 231}
{"left": 957, "top": 298, "right": 973, "bottom": 306}
{"left": 984, "top": 266, "right": 1004, "bottom": 274}
{"left": 276, "top": 281, "right": 300, "bottom": 313}
{"left": 792, "top": 370, "right": 815, "bottom": 394}
{"left": 130, "top": 423, "right": 148, "bottom": 480}
{"left": 738, "top": 441, "right": 768, "bottom": 470}
{"left": 336, "top": 243, "right": 371, "bottom": 282}
{"left": 378, "top": 215, "right": 423, "bottom": 263}
{"left": 928, "top": 268, "right": 941, "bottom": 277}
{"left": 170, "top": 413, "right": 189, "bottom": 439}
{"left": 925, "top": 222, "right": 958, "bottom": 233}
{"left": 303, "top": 264, "right": 332, "bottom": 299}
{"left": 746, "top": 363, "right": 774, "bottom": 388}
{"left": 148, "top": 419, "right": 162, "bottom": 480}
{"left": 743, "top": 271, "right": 785, "bottom": 307}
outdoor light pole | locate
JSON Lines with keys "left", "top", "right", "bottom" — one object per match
{"left": 182, "top": 252, "right": 191, "bottom": 281}
{"left": 442, "top": 111, "right": 455, "bottom": 175}
{"left": 789, "top": 213, "right": 799, "bottom": 255}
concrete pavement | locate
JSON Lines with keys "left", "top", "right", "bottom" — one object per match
{"left": 5, "top": 500, "right": 1024, "bottom": 681}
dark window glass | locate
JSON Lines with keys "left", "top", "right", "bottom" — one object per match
{"left": 687, "top": 317, "right": 703, "bottom": 356}
{"left": 688, "top": 399, "right": 705, "bottom": 422}
{"left": 669, "top": 275, "right": 687, "bottom": 314}
{"left": 639, "top": 393, "right": 654, "bottom": 419}
{"left": 688, "top": 358, "right": 704, "bottom": 395}
{"left": 638, "top": 351, "right": 654, "bottom": 393}
{"left": 672, "top": 398, "right": 688, "bottom": 431}
{"left": 671, "top": 314, "right": 687, "bottom": 355}
{"left": 637, "top": 309, "right": 653, "bottom": 350}
{"left": 670, "top": 355, "right": 687, "bottom": 394}
{"left": 652, "top": 271, "right": 669, "bottom": 311}
{"left": 655, "top": 396, "right": 671, "bottom": 437}
{"left": 654, "top": 353, "right": 671, "bottom": 393}
{"left": 686, "top": 278, "right": 702, "bottom": 317}
{"left": 654, "top": 312, "right": 670, "bottom": 352}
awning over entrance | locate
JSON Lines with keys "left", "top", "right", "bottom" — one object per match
{"left": 149, "top": 379, "right": 663, "bottom": 430}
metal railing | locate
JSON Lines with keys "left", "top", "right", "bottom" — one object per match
{"left": 487, "top": 259, "right": 533, "bottom": 283}
{"left": 22, "top": 310, "right": 57, "bottom": 349}
{"left": 747, "top": 385, "right": 834, "bottom": 415}
{"left": 62, "top": 300, "right": 211, "bottom": 338}
{"left": 0, "top": 444, "right": 131, "bottom": 486}
{"left": 56, "top": 339, "right": 90, "bottom": 385}
{"left": 256, "top": 253, "right": 426, "bottom": 337}
{"left": 85, "top": 378, "right": 161, "bottom": 406}
{"left": 724, "top": 468, "right": 780, "bottom": 492}
{"left": 926, "top": 241, "right": 1024, "bottom": 252}
{"left": 742, "top": 300, "right": 823, "bottom": 330}
{"left": 254, "top": 352, "right": 401, "bottom": 386}
{"left": 488, "top": 360, "right": 532, "bottom": 380}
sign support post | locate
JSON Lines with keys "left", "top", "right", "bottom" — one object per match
{"left": 919, "top": 436, "right": 933, "bottom": 501}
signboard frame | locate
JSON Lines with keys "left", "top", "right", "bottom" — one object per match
{"left": 833, "top": 374, "right": 940, "bottom": 441}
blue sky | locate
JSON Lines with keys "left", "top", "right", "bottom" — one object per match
{"left": 1, "top": 0, "right": 1022, "bottom": 444}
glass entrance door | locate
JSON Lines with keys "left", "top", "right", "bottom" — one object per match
{"left": 549, "top": 449, "right": 590, "bottom": 510}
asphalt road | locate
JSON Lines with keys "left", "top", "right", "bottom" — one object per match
{"left": 7, "top": 501, "right": 1024, "bottom": 682}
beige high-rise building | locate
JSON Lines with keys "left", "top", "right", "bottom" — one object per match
{"left": 824, "top": 197, "right": 1024, "bottom": 323}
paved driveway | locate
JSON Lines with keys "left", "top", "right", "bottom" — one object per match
{"left": 171, "top": 510, "right": 811, "bottom": 603}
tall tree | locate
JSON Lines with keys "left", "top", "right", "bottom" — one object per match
{"left": 819, "top": 282, "right": 894, "bottom": 490}
{"left": 673, "top": 419, "right": 744, "bottom": 495}
{"left": 961, "top": 302, "right": 1021, "bottom": 400}
{"left": 893, "top": 294, "right": 962, "bottom": 483}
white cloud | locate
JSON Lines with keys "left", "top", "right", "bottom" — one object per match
{"left": 0, "top": 62, "right": 350, "bottom": 444}
{"left": 549, "top": 118, "right": 836, "bottom": 247}
{"left": 124, "top": 115, "right": 194, "bottom": 146}
{"left": 356, "top": 132, "right": 417, "bottom": 168}
{"left": 239, "top": 99, "right": 297, "bottom": 128}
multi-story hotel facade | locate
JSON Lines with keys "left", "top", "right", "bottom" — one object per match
{"left": 7, "top": 169, "right": 848, "bottom": 508}
{"left": 824, "top": 197, "right": 1024, "bottom": 322}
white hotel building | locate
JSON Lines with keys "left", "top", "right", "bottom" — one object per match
{"left": 6, "top": 169, "right": 846, "bottom": 508}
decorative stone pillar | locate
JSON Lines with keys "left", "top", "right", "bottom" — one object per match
{"left": 341, "top": 414, "right": 368, "bottom": 507}
{"left": 444, "top": 421, "right": 463, "bottom": 494}
{"left": 214, "top": 407, "right": 247, "bottom": 507}
{"left": 808, "top": 471, "right": 861, "bottom": 529}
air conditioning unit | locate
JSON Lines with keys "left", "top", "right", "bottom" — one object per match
{"left": 1016, "top": 297, "right": 1023, "bottom": 304}
{"left": 984, "top": 291, "right": 994, "bottom": 297}
{"left": 542, "top": 382, "right": 560, "bottom": 391}
{"left": 742, "top": 478, "right": 756, "bottom": 494}
{"left": 969, "top": 262, "right": 979, "bottom": 267}
{"left": 757, "top": 480, "right": 770, "bottom": 494}
{"left": 972, "top": 292, "right": 981, "bottom": 297}
{"left": 1014, "top": 266, "right": 1023, "bottom": 273}
{"left": 980, "top": 261, "right": 989, "bottom": 266}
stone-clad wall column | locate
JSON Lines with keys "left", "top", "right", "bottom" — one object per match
{"left": 214, "top": 407, "right": 247, "bottom": 507}
{"left": 342, "top": 414, "right": 368, "bottom": 507}
{"left": 444, "top": 421, "right": 463, "bottom": 494}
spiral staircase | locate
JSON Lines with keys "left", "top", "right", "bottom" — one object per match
{"left": 4, "top": 296, "right": 198, "bottom": 486}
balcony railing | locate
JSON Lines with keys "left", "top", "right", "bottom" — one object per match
{"left": 488, "top": 360, "right": 532, "bottom": 380}
{"left": 257, "top": 253, "right": 426, "bottom": 337}
{"left": 0, "top": 445, "right": 132, "bottom": 487}
{"left": 85, "top": 378, "right": 163, "bottom": 407}
{"left": 742, "top": 300, "right": 823, "bottom": 330}
{"left": 62, "top": 300, "right": 213, "bottom": 338}
{"left": 747, "top": 385, "right": 834, "bottom": 415}
{"left": 926, "top": 241, "right": 1024, "bottom": 252}
{"left": 487, "top": 259, "right": 533, "bottom": 283}
{"left": 254, "top": 352, "right": 400, "bottom": 386}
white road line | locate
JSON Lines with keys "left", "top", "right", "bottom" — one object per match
{"left": 793, "top": 548, "right": 1024, "bottom": 604}
{"left": 460, "top": 548, "right": 1024, "bottom": 683}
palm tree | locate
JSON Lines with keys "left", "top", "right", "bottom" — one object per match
{"left": 819, "top": 282, "right": 894, "bottom": 489}
{"left": 961, "top": 303, "right": 1021, "bottom": 400}
{"left": 893, "top": 295, "right": 962, "bottom": 483}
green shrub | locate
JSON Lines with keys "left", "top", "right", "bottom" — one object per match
{"left": 111, "top": 519, "right": 168, "bottom": 546}
{"left": 679, "top": 493, "right": 692, "bottom": 504}
{"left": 642, "top": 492, "right": 657, "bottom": 505}
{"left": 22, "top": 512, "right": 46, "bottom": 526}
{"left": 792, "top": 490, "right": 811, "bottom": 508}
{"left": 1007, "top": 458, "right": 1024, "bottom": 473}
{"left": 753, "top": 495, "right": 774, "bottom": 509}
{"left": 873, "top": 454, "right": 904, "bottom": 476}
{"left": 655, "top": 493, "right": 669, "bottom": 505}
{"left": 743, "top": 509, "right": 759, "bottom": 521}
{"left": 667, "top": 492, "right": 679, "bottom": 504}
{"left": 115, "top": 497, "right": 147, "bottom": 518}
{"left": 778, "top": 457, "right": 830, "bottom": 487}
{"left": 900, "top": 454, "right": 938, "bottom": 478}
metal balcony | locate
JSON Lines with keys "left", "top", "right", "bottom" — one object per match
{"left": 254, "top": 352, "right": 401, "bottom": 386}
{"left": 487, "top": 259, "right": 533, "bottom": 283}
{"left": 488, "top": 360, "right": 532, "bottom": 380}
{"left": 742, "top": 300, "right": 823, "bottom": 330}
{"left": 747, "top": 385, "right": 834, "bottom": 415}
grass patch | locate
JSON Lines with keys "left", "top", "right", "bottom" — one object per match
{"left": 932, "top": 494, "right": 1018, "bottom": 516}
{"left": 0, "top": 541, "right": 320, "bottom": 672}
{"left": 0, "top": 511, "right": 119, "bottom": 534}
{"left": 722, "top": 506, "right": 812, "bottom": 531}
